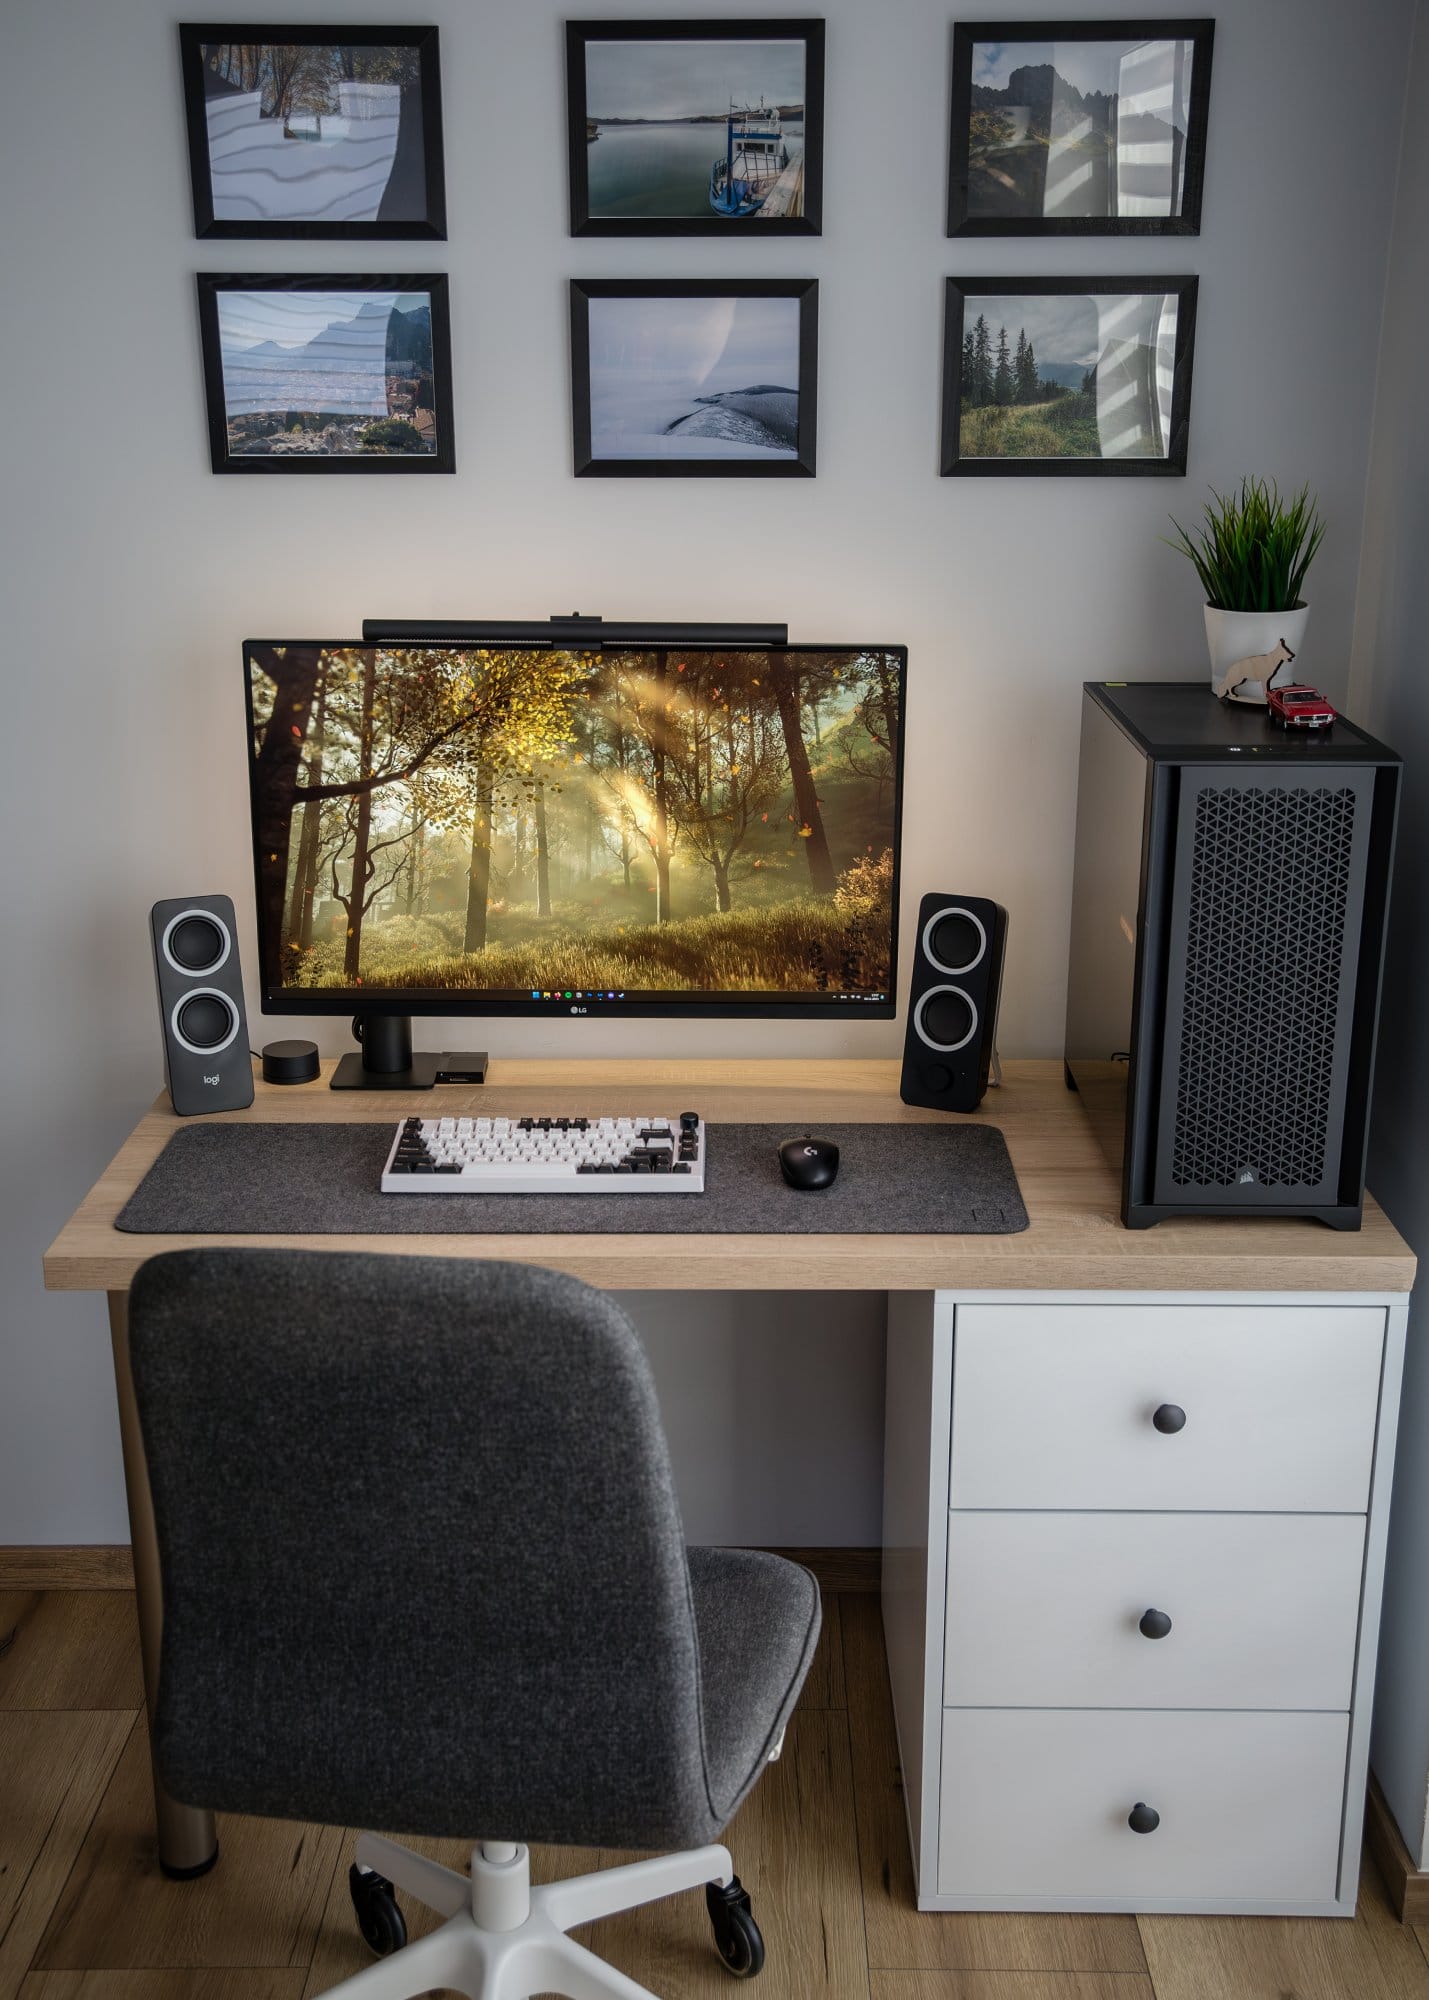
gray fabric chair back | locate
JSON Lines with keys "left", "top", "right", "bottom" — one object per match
{"left": 129, "top": 1247, "right": 716, "bottom": 1848}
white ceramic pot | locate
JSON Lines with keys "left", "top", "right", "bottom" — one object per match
{"left": 1203, "top": 603, "right": 1311, "bottom": 703}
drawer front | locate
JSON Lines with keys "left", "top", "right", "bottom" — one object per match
{"left": 944, "top": 1511, "right": 1365, "bottom": 1710}
{"left": 937, "top": 1708, "right": 1348, "bottom": 1904}
{"left": 950, "top": 1305, "right": 1383, "bottom": 1511}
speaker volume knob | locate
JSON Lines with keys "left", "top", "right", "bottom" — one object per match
{"left": 921, "top": 1064, "right": 952, "bottom": 1092}
{"left": 1152, "top": 1403, "right": 1186, "bottom": 1434}
{"left": 1139, "top": 1608, "right": 1172, "bottom": 1640}
{"left": 1128, "top": 1802, "right": 1160, "bottom": 1834}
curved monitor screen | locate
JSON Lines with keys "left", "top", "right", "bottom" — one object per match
{"left": 246, "top": 641, "right": 903, "bottom": 1015}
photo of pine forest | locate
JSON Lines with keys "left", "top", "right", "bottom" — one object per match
{"left": 248, "top": 645, "right": 901, "bottom": 996}
{"left": 957, "top": 291, "right": 1179, "bottom": 460}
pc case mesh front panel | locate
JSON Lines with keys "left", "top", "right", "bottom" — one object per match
{"left": 1152, "top": 770, "right": 1373, "bottom": 1207}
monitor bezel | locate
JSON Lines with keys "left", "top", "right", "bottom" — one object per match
{"left": 243, "top": 637, "right": 906, "bottom": 1021}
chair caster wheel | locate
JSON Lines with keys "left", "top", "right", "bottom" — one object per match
{"left": 349, "top": 1862, "right": 407, "bottom": 1957}
{"left": 707, "top": 1876, "right": 765, "bottom": 1978}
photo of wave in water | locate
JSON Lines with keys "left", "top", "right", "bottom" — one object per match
{"left": 586, "top": 293, "right": 802, "bottom": 461}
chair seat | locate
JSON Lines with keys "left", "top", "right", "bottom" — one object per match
{"left": 686, "top": 1548, "right": 821, "bottom": 1826}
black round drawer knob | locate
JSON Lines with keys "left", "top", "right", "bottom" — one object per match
{"left": 1152, "top": 1403, "right": 1186, "bottom": 1434}
{"left": 1139, "top": 1608, "right": 1173, "bottom": 1640}
{"left": 1128, "top": 1802, "right": 1160, "bottom": 1834}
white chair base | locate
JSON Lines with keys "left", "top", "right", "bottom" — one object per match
{"left": 319, "top": 1833, "right": 736, "bottom": 2000}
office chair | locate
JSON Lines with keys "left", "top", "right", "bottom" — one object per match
{"left": 128, "top": 1247, "right": 821, "bottom": 2000}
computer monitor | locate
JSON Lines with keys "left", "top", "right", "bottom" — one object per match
{"left": 244, "top": 638, "right": 905, "bottom": 1084}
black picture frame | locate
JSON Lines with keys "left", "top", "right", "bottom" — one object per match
{"left": 566, "top": 19, "right": 825, "bottom": 236}
{"left": 180, "top": 24, "right": 447, "bottom": 239}
{"left": 196, "top": 272, "right": 456, "bottom": 474}
{"left": 940, "top": 275, "right": 1198, "bottom": 477}
{"left": 570, "top": 279, "right": 818, "bottom": 478}
{"left": 947, "top": 19, "right": 1214, "bottom": 236}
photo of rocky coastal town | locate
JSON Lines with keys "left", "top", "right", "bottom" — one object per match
{"left": 214, "top": 287, "right": 438, "bottom": 458}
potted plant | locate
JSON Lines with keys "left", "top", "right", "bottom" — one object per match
{"left": 1167, "top": 478, "right": 1326, "bottom": 703}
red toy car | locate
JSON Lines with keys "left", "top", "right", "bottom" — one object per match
{"left": 1267, "top": 682, "right": 1337, "bottom": 729}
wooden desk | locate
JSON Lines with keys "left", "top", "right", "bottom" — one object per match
{"left": 41, "top": 1058, "right": 1415, "bottom": 1888}
{"left": 43, "top": 1057, "right": 1416, "bottom": 1296}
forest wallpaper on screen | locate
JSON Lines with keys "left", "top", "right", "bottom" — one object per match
{"left": 247, "top": 645, "right": 901, "bottom": 996}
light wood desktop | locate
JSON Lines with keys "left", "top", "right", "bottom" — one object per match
{"left": 42, "top": 1058, "right": 1416, "bottom": 1893}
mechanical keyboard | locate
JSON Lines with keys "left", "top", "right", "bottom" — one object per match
{"left": 380, "top": 1112, "right": 707, "bottom": 1193}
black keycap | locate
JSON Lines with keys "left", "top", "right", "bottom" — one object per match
{"left": 596, "top": 1162, "right": 617, "bottom": 1173}
{"left": 673, "top": 1162, "right": 692, "bottom": 1173}
{"left": 411, "top": 1161, "right": 436, "bottom": 1173}
{"left": 518, "top": 1118, "right": 534, "bottom": 1131}
{"left": 640, "top": 1128, "right": 673, "bottom": 1142}
{"left": 435, "top": 1162, "right": 462, "bottom": 1174}
{"left": 573, "top": 1118, "right": 589, "bottom": 1130}
{"left": 577, "top": 1163, "right": 597, "bottom": 1173}
{"left": 388, "top": 1161, "right": 412, "bottom": 1173}
{"left": 653, "top": 1156, "right": 672, "bottom": 1172}
{"left": 615, "top": 1162, "right": 634, "bottom": 1174}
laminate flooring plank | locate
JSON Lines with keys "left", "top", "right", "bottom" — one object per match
{"left": 0, "top": 1710, "right": 133, "bottom": 2000}
{"left": 871, "top": 1974, "right": 1155, "bottom": 2000}
{"left": 840, "top": 1595, "right": 1145, "bottom": 1978}
{"left": 32, "top": 1718, "right": 341, "bottom": 1972}
{"left": 1137, "top": 1851, "right": 1429, "bottom": 2000}
{"left": 0, "top": 1596, "right": 142, "bottom": 1713}
{"left": 19, "top": 1974, "right": 307, "bottom": 1998}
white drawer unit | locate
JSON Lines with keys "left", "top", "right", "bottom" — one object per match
{"left": 881, "top": 1290, "right": 1407, "bottom": 1918}
{"left": 943, "top": 1510, "right": 1366, "bottom": 1711}
{"left": 949, "top": 1304, "right": 1385, "bottom": 1513}
{"left": 937, "top": 1709, "right": 1350, "bottom": 1906}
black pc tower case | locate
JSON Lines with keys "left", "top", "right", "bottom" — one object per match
{"left": 1065, "top": 683, "right": 1400, "bottom": 1229}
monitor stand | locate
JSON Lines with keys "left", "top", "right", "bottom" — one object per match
{"left": 330, "top": 1013, "right": 489, "bottom": 1091}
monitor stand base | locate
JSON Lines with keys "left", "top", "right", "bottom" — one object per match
{"left": 331, "top": 1051, "right": 443, "bottom": 1091}
{"left": 329, "top": 1051, "right": 492, "bottom": 1090}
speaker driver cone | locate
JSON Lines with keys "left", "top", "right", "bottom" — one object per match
{"left": 171, "top": 989, "right": 240, "bottom": 1056}
{"left": 161, "top": 908, "right": 231, "bottom": 975}
{"left": 914, "top": 985, "right": 978, "bottom": 1053}
{"left": 922, "top": 906, "right": 987, "bottom": 975}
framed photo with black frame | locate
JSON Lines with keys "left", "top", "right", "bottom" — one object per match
{"left": 566, "top": 19, "right": 825, "bottom": 236}
{"left": 947, "top": 19, "right": 1214, "bottom": 236}
{"left": 941, "top": 276, "right": 1198, "bottom": 477}
{"left": 180, "top": 24, "right": 446, "bottom": 239}
{"left": 196, "top": 273, "right": 456, "bottom": 474}
{"left": 571, "top": 278, "right": 818, "bottom": 477}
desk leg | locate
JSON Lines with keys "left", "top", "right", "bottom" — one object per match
{"left": 108, "top": 1290, "right": 219, "bottom": 1879}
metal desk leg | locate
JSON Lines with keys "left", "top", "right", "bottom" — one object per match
{"left": 107, "top": 1290, "right": 219, "bottom": 1879}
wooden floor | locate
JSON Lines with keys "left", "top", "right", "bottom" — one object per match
{"left": 5, "top": 1589, "right": 1429, "bottom": 2000}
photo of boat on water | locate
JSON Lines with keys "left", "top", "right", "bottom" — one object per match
{"left": 572, "top": 281, "right": 817, "bottom": 477}
{"left": 567, "top": 22, "right": 824, "bottom": 235}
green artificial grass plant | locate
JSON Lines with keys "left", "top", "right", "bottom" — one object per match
{"left": 1167, "top": 477, "right": 1326, "bottom": 613}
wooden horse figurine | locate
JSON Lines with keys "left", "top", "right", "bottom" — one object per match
{"left": 1216, "top": 637, "right": 1296, "bottom": 705}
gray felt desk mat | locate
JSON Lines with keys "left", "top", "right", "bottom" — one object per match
{"left": 116, "top": 1122, "right": 1028, "bottom": 1236}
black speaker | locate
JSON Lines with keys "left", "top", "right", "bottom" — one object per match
{"left": 900, "top": 894, "right": 1008, "bottom": 1112}
{"left": 149, "top": 896, "right": 254, "bottom": 1115}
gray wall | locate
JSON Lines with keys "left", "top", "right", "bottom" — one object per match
{"left": 0, "top": 0, "right": 1416, "bottom": 1546}
{"left": 1353, "top": 0, "right": 1429, "bottom": 1870}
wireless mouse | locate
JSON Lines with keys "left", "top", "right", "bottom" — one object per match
{"left": 779, "top": 1135, "right": 840, "bottom": 1191}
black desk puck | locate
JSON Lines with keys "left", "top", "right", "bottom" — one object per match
{"left": 261, "top": 1039, "right": 320, "bottom": 1086}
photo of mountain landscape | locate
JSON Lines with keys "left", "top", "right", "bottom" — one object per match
{"left": 198, "top": 276, "right": 454, "bottom": 472}
{"left": 943, "top": 280, "right": 1196, "bottom": 475}
{"left": 948, "top": 26, "right": 1212, "bottom": 234}
{"left": 572, "top": 281, "right": 817, "bottom": 476}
